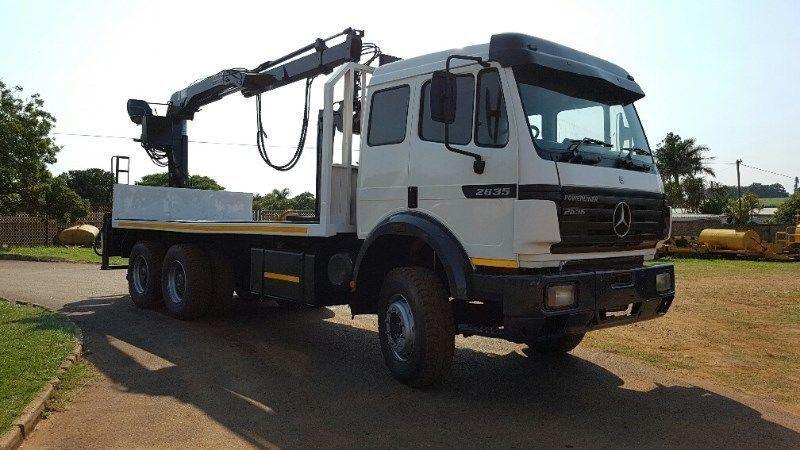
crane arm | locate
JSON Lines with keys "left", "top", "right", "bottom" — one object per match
{"left": 125, "top": 28, "right": 365, "bottom": 187}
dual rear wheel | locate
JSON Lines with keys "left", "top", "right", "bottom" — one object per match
{"left": 128, "top": 242, "right": 233, "bottom": 320}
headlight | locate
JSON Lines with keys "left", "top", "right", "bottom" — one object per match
{"left": 546, "top": 284, "right": 576, "bottom": 309}
{"left": 656, "top": 272, "right": 673, "bottom": 293}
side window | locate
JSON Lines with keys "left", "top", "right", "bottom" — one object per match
{"left": 474, "top": 69, "right": 509, "bottom": 147}
{"left": 367, "top": 85, "right": 410, "bottom": 146}
{"left": 419, "top": 74, "right": 474, "bottom": 145}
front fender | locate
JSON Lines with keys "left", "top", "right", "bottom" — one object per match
{"left": 353, "top": 211, "right": 473, "bottom": 300}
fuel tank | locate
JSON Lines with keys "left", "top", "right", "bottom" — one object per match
{"left": 698, "top": 229, "right": 764, "bottom": 252}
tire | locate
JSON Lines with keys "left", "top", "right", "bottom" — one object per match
{"left": 377, "top": 267, "right": 454, "bottom": 387}
{"left": 128, "top": 241, "right": 166, "bottom": 309}
{"left": 206, "top": 247, "right": 235, "bottom": 314}
{"left": 527, "top": 333, "right": 585, "bottom": 356}
{"left": 161, "top": 244, "right": 213, "bottom": 320}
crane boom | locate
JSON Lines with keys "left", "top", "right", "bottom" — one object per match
{"left": 126, "top": 28, "right": 365, "bottom": 187}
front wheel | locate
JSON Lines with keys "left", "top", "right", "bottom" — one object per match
{"left": 526, "top": 333, "right": 585, "bottom": 356}
{"left": 377, "top": 267, "right": 454, "bottom": 387}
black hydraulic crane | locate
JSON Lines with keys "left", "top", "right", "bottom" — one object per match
{"left": 126, "top": 28, "right": 369, "bottom": 187}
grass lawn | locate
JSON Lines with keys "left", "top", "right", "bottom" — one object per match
{"left": 0, "top": 300, "right": 80, "bottom": 433}
{"left": 585, "top": 257, "right": 800, "bottom": 413}
{"left": 0, "top": 245, "right": 126, "bottom": 265}
{"left": 760, "top": 197, "right": 789, "bottom": 208}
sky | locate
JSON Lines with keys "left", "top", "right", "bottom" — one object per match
{"left": 1, "top": 0, "right": 799, "bottom": 195}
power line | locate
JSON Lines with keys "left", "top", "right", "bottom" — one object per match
{"left": 51, "top": 131, "right": 315, "bottom": 150}
{"left": 701, "top": 159, "right": 793, "bottom": 180}
{"left": 740, "top": 163, "right": 793, "bottom": 179}
{"left": 52, "top": 132, "right": 132, "bottom": 140}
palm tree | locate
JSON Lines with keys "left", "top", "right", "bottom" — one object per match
{"left": 653, "top": 132, "right": 715, "bottom": 185}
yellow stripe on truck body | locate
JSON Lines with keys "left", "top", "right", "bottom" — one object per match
{"left": 263, "top": 272, "right": 300, "bottom": 283}
{"left": 115, "top": 220, "right": 308, "bottom": 235}
{"left": 470, "top": 257, "right": 519, "bottom": 269}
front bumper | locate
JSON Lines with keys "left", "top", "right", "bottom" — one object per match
{"left": 471, "top": 264, "right": 674, "bottom": 343}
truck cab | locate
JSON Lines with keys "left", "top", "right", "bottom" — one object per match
{"left": 353, "top": 33, "right": 673, "bottom": 376}
{"left": 106, "top": 31, "right": 674, "bottom": 388}
{"left": 359, "top": 33, "right": 668, "bottom": 267}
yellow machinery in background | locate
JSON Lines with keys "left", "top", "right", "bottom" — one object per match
{"left": 775, "top": 212, "right": 800, "bottom": 251}
{"left": 662, "top": 213, "right": 800, "bottom": 261}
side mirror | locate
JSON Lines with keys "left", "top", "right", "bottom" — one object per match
{"left": 127, "top": 99, "right": 152, "bottom": 125}
{"left": 429, "top": 70, "right": 457, "bottom": 124}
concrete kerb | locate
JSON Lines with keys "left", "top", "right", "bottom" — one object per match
{"left": 0, "top": 300, "right": 84, "bottom": 450}
{"left": 0, "top": 254, "right": 89, "bottom": 264}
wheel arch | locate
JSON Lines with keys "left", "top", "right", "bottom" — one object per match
{"left": 351, "top": 211, "right": 473, "bottom": 314}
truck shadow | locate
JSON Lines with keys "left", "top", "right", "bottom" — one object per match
{"left": 60, "top": 295, "right": 800, "bottom": 448}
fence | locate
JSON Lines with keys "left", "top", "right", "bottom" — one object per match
{"left": 0, "top": 210, "right": 107, "bottom": 246}
{"left": 0, "top": 209, "right": 319, "bottom": 245}
{"left": 252, "top": 210, "right": 315, "bottom": 221}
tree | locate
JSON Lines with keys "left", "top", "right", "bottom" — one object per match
{"left": 253, "top": 188, "right": 293, "bottom": 211}
{"left": 772, "top": 193, "right": 800, "bottom": 225}
{"left": 57, "top": 168, "right": 114, "bottom": 209}
{"left": 654, "top": 133, "right": 715, "bottom": 186}
{"left": 726, "top": 192, "right": 762, "bottom": 224}
{"left": 0, "top": 80, "right": 61, "bottom": 215}
{"left": 252, "top": 188, "right": 316, "bottom": 211}
{"left": 136, "top": 173, "right": 224, "bottom": 190}
{"left": 700, "top": 182, "right": 730, "bottom": 214}
{"left": 291, "top": 192, "right": 316, "bottom": 210}
{"left": 43, "top": 177, "right": 89, "bottom": 223}
{"left": 723, "top": 182, "right": 789, "bottom": 198}
{"left": 663, "top": 181, "right": 683, "bottom": 209}
{"left": 682, "top": 176, "right": 706, "bottom": 212}
{"left": 794, "top": 176, "right": 798, "bottom": 194}
{"left": 187, "top": 175, "right": 225, "bottom": 191}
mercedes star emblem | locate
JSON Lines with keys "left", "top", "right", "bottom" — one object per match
{"left": 612, "top": 201, "right": 632, "bottom": 238}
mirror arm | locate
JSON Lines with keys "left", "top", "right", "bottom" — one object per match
{"left": 442, "top": 55, "right": 492, "bottom": 174}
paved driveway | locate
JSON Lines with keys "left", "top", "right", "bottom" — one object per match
{"left": 1, "top": 260, "right": 799, "bottom": 448}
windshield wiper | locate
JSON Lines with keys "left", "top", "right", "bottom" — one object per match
{"left": 564, "top": 138, "right": 611, "bottom": 164}
{"left": 619, "top": 146, "right": 652, "bottom": 157}
{"left": 615, "top": 146, "right": 653, "bottom": 171}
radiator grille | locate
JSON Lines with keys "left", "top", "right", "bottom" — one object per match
{"left": 550, "top": 187, "right": 669, "bottom": 254}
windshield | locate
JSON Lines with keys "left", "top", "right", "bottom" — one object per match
{"left": 516, "top": 79, "right": 653, "bottom": 169}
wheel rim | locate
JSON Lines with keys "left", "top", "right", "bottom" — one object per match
{"left": 166, "top": 260, "right": 187, "bottom": 304}
{"left": 384, "top": 294, "right": 415, "bottom": 362}
{"left": 132, "top": 255, "right": 148, "bottom": 294}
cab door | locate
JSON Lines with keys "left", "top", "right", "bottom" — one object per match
{"left": 409, "top": 66, "right": 519, "bottom": 263}
{"left": 357, "top": 82, "right": 414, "bottom": 237}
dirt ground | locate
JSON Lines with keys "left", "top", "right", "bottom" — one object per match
{"left": 585, "top": 258, "right": 800, "bottom": 414}
{"left": 0, "top": 259, "right": 798, "bottom": 448}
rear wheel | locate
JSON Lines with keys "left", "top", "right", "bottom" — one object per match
{"left": 161, "top": 244, "right": 212, "bottom": 320}
{"left": 526, "top": 333, "right": 585, "bottom": 356}
{"left": 128, "top": 241, "right": 166, "bottom": 309}
{"left": 377, "top": 267, "right": 454, "bottom": 387}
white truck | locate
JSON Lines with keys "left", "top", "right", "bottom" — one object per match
{"left": 102, "top": 29, "right": 675, "bottom": 386}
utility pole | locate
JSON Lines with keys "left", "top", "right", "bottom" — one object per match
{"left": 735, "top": 159, "right": 742, "bottom": 204}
